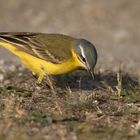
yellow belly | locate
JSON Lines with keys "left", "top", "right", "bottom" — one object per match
{"left": 0, "top": 42, "right": 85, "bottom": 82}
{"left": 20, "top": 51, "right": 78, "bottom": 75}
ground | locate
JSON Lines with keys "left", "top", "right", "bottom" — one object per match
{"left": 0, "top": 63, "right": 139, "bottom": 140}
{"left": 0, "top": 0, "right": 140, "bottom": 140}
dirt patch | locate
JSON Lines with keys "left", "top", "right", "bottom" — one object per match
{"left": 0, "top": 0, "right": 140, "bottom": 139}
{"left": 0, "top": 63, "right": 139, "bottom": 140}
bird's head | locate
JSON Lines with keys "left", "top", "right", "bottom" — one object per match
{"left": 73, "top": 38, "right": 97, "bottom": 79}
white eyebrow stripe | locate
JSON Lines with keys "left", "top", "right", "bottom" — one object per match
{"left": 79, "top": 45, "right": 86, "bottom": 58}
{"left": 79, "top": 45, "right": 90, "bottom": 70}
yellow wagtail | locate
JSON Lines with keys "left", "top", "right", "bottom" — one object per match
{"left": 0, "top": 32, "right": 97, "bottom": 83}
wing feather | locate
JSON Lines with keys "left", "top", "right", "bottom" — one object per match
{"left": 0, "top": 32, "right": 75, "bottom": 64}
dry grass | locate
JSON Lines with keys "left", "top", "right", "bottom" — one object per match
{"left": 0, "top": 65, "right": 140, "bottom": 140}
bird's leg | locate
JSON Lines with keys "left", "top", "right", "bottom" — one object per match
{"left": 40, "top": 65, "right": 55, "bottom": 88}
{"left": 31, "top": 71, "right": 44, "bottom": 84}
{"left": 37, "top": 74, "right": 44, "bottom": 84}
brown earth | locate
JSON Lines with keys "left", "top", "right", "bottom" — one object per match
{"left": 0, "top": 0, "right": 140, "bottom": 140}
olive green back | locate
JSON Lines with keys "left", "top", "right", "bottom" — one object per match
{"left": 0, "top": 32, "right": 75, "bottom": 63}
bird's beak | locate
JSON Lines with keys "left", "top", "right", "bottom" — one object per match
{"left": 89, "top": 70, "right": 95, "bottom": 80}
{"left": 86, "top": 67, "right": 95, "bottom": 80}
{"left": 85, "top": 61, "right": 95, "bottom": 80}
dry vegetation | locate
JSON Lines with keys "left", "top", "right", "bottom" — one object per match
{"left": 0, "top": 62, "right": 139, "bottom": 140}
{"left": 0, "top": 0, "right": 139, "bottom": 139}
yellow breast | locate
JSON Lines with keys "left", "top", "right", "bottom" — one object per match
{"left": 0, "top": 42, "right": 85, "bottom": 82}
{"left": 20, "top": 50, "right": 82, "bottom": 75}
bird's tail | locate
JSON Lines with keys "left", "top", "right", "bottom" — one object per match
{"left": 0, "top": 32, "right": 28, "bottom": 57}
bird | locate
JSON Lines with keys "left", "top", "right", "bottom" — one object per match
{"left": 0, "top": 32, "right": 97, "bottom": 83}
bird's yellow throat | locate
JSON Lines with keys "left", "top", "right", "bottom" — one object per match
{"left": 0, "top": 41, "right": 85, "bottom": 82}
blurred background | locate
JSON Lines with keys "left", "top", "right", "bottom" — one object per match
{"left": 0, "top": 0, "right": 139, "bottom": 73}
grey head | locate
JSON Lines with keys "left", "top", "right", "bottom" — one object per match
{"left": 73, "top": 38, "right": 97, "bottom": 79}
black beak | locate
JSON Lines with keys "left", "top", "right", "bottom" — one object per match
{"left": 89, "top": 70, "right": 95, "bottom": 80}
{"left": 85, "top": 62, "right": 95, "bottom": 80}
{"left": 86, "top": 68, "right": 95, "bottom": 80}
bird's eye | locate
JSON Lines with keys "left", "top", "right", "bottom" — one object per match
{"left": 82, "top": 57, "right": 86, "bottom": 62}
{"left": 79, "top": 55, "right": 86, "bottom": 63}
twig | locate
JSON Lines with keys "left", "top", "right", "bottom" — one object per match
{"left": 116, "top": 70, "right": 123, "bottom": 96}
{"left": 44, "top": 71, "right": 63, "bottom": 115}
